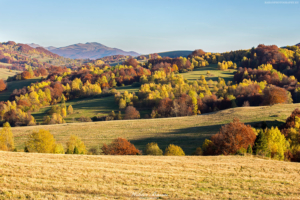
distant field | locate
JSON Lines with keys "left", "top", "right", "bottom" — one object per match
{"left": 0, "top": 78, "right": 42, "bottom": 101}
{"left": 9, "top": 103, "right": 300, "bottom": 154}
{"left": 32, "top": 85, "right": 141, "bottom": 123}
{"left": 0, "top": 68, "right": 20, "bottom": 81}
{"left": 182, "top": 64, "right": 236, "bottom": 82}
{"left": 0, "top": 151, "right": 299, "bottom": 199}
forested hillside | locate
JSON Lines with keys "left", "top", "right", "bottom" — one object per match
{"left": 0, "top": 41, "right": 86, "bottom": 75}
{"left": 1, "top": 42, "right": 300, "bottom": 162}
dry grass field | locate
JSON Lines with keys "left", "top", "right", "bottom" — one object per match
{"left": 8, "top": 103, "right": 300, "bottom": 155}
{"left": 0, "top": 151, "right": 299, "bottom": 199}
{"left": 0, "top": 68, "right": 20, "bottom": 81}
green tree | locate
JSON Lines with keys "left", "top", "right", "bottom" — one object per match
{"left": 0, "top": 122, "right": 14, "bottom": 151}
{"left": 253, "top": 130, "right": 270, "bottom": 156}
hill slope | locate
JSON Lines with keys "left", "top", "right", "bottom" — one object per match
{"left": 157, "top": 50, "right": 193, "bottom": 58}
{"left": 47, "top": 42, "right": 140, "bottom": 59}
{"left": 8, "top": 103, "right": 300, "bottom": 154}
{"left": 0, "top": 151, "right": 299, "bottom": 199}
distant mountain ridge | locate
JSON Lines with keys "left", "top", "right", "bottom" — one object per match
{"left": 28, "top": 42, "right": 140, "bottom": 59}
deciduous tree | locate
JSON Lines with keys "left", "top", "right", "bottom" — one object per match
{"left": 101, "top": 138, "right": 140, "bottom": 155}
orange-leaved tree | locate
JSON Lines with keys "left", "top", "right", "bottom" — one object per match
{"left": 263, "top": 85, "right": 290, "bottom": 105}
{"left": 101, "top": 138, "right": 140, "bottom": 155}
{"left": 210, "top": 118, "right": 256, "bottom": 155}
{"left": 0, "top": 79, "right": 6, "bottom": 92}
{"left": 124, "top": 106, "right": 140, "bottom": 120}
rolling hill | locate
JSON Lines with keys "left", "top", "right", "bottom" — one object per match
{"left": 44, "top": 42, "right": 140, "bottom": 59}
{"left": 8, "top": 103, "right": 300, "bottom": 154}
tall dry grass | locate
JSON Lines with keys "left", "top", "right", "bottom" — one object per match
{"left": 0, "top": 152, "right": 299, "bottom": 199}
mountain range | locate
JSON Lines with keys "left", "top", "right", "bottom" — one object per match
{"left": 28, "top": 42, "right": 140, "bottom": 59}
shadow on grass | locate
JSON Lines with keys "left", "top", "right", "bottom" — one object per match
{"left": 129, "top": 120, "right": 284, "bottom": 155}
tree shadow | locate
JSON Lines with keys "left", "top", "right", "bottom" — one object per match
{"left": 130, "top": 120, "right": 285, "bottom": 155}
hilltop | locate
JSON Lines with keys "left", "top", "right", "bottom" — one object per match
{"left": 45, "top": 42, "right": 140, "bottom": 59}
{"left": 0, "top": 41, "right": 85, "bottom": 74}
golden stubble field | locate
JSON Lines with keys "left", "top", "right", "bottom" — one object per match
{"left": 0, "top": 151, "right": 299, "bottom": 199}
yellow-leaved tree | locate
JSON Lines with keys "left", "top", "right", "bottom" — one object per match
{"left": 264, "top": 127, "right": 289, "bottom": 160}
{"left": 0, "top": 122, "right": 15, "bottom": 151}
{"left": 164, "top": 144, "right": 185, "bottom": 156}
{"left": 25, "top": 129, "right": 56, "bottom": 153}
{"left": 66, "top": 135, "right": 87, "bottom": 154}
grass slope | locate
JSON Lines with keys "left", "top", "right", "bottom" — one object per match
{"left": 0, "top": 78, "right": 42, "bottom": 102}
{"left": 0, "top": 68, "right": 21, "bottom": 81}
{"left": 0, "top": 151, "right": 299, "bottom": 199}
{"left": 8, "top": 103, "right": 300, "bottom": 154}
{"left": 182, "top": 64, "right": 236, "bottom": 82}
{"left": 32, "top": 85, "right": 141, "bottom": 123}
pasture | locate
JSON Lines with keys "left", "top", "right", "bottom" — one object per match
{"left": 0, "top": 151, "right": 299, "bottom": 199}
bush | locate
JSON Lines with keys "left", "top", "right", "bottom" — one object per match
{"left": 78, "top": 116, "right": 92, "bottom": 122}
{"left": 193, "top": 147, "right": 203, "bottom": 155}
{"left": 236, "top": 147, "right": 247, "bottom": 155}
{"left": 101, "top": 138, "right": 140, "bottom": 155}
{"left": 247, "top": 144, "right": 253, "bottom": 154}
{"left": 202, "top": 139, "right": 215, "bottom": 155}
{"left": 25, "top": 129, "right": 56, "bottom": 153}
{"left": 124, "top": 106, "right": 140, "bottom": 120}
{"left": 54, "top": 143, "right": 64, "bottom": 154}
{"left": 164, "top": 144, "right": 185, "bottom": 156}
{"left": 145, "top": 142, "right": 163, "bottom": 155}
{"left": 66, "top": 135, "right": 87, "bottom": 154}
{"left": 210, "top": 118, "right": 256, "bottom": 155}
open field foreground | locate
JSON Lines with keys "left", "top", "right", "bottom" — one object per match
{"left": 0, "top": 151, "right": 299, "bottom": 199}
{"left": 7, "top": 103, "right": 300, "bottom": 155}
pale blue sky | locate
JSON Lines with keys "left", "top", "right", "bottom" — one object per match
{"left": 0, "top": 0, "right": 299, "bottom": 54}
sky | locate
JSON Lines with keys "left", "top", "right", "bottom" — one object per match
{"left": 0, "top": 0, "right": 299, "bottom": 54}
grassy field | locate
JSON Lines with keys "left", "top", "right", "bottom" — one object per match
{"left": 182, "top": 64, "right": 236, "bottom": 82}
{"left": 32, "top": 85, "right": 141, "bottom": 123}
{"left": 8, "top": 103, "right": 300, "bottom": 155}
{"left": 0, "top": 78, "right": 43, "bottom": 102}
{"left": 0, "top": 151, "right": 299, "bottom": 199}
{"left": 0, "top": 68, "right": 21, "bottom": 81}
